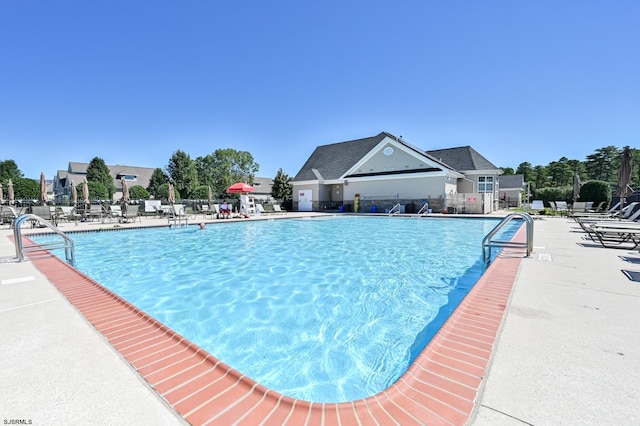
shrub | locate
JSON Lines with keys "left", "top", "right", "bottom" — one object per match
{"left": 533, "top": 186, "right": 573, "bottom": 205}
{"left": 579, "top": 180, "right": 611, "bottom": 207}
{"left": 129, "top": 185, "right": 149, "bottom": 200}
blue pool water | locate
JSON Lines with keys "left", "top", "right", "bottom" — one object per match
{"left": 32, "top": 216, "right": 519, "bottom": 402}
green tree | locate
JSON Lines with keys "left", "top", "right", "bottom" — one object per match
{"left": 195, "top": 154, "right": 216, "bottom": 189}
{"left": 158, "top": 183, "right": 181, "bottom": 201}
{"left": 0, "top": 160, "right": 23, "bottom": 182}
{"left": 86, "top": 157, "right": 115, "bottom": 200}
{"left": 87, "top": 181, "right": 108, "bottom": 200}
{"left": 580, "top": 180, "right": 611, "bottom": 208}
{"left": 129, "top": 185, "right": 149, "bottom": 200}
{"left": 147, "top": 168, "right": 168, "bottom": 198}
{"left": 500, "top": 167, "right": 515, "bottom": 175}
{"left": 166, "top": 150, "right": 198, "bottom": 199}
{"left": 12, "top": 177, "right": 38, "bottom": 199}
{"left": 585, "top": 146, "right": 618, "bottom": 183}
{"left": 271, "top": 168, "right": 292, "bottom": 201}
{"left": 208, "top": 149, "right": 259, "bottom": 197}
{"left": 533, "top": 165, "right": 548, "bottom": 190}
{"left": 192, "top": 185, "right": 211, "bottom": 200}
{"left": 547, "top": 157, "right": 574, "bottom": 187}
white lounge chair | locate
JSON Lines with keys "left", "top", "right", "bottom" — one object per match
{"left": 530, "top": 200, "right": 544, "bottom": 211}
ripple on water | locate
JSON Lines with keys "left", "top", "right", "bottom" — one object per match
{"left": 31, "top": 216, "right": 520, "bottom": 402}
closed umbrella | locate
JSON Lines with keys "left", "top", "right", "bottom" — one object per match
{"left": 573, "top": 174, "right": 581, "bottom": 203}
{"left": 0, "top": 182, "right": 3, "bottom": 204}
{"left": 121, "top": 177, "right": 130, "bottom": 203}
{"left": 39, "top": 172, "right": 47, "bottom": 205}
{"left": 82, "top": 178, "right": 90, "bottom": 207}
{"left": 168, "top": 183, "right": 175, "bottom": 204}
{"left": 617, "top": 147, "right": 634, "bottom": 215}
{"left": 71, "top": 180, "right": 78, "bottom": 206}
{"left": 8, "top": 179, "right": 14, "bottom": 205}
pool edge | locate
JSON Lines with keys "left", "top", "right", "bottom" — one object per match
{"left": 28, "top": 225, "right": 526, "bottom": 425}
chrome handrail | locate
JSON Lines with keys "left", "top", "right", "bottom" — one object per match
{"left": 13, "top": 214, "right": 75, "bottom": 265}
{"left": 388, "top": 203, "right": 401, "bottom": 216}
{"left": 416, "top": 202, "right": 429, "bottom": 216}
{"left": 482, "top": 212, "right": 533, "bottom": 266}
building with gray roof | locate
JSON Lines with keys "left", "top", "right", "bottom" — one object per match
{"left": 292, "top": 132, "right": 503, "bottom": 213}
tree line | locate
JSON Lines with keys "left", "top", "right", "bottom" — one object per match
{"left": 0, "top": 148, "right": 294, "bottom": 203}
{"left": 500, "top": 145, "right": 638, "bottom": 196}
{"left": 3, "top": 144, "right": 636, "bottom": 204}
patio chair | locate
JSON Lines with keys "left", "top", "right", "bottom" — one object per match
{"left": 554, "top": 201, "right": 569, "bottom": 216}
{"left": 108, "top": 205, "right": 124, "bottom": 222}
{"left": 122, "top": 205, "right": 140, "bottom": 223}
{"left": 168, "top": 204, "right": 188, "bottom": 226}
{"left": 530, "top": 200, "right": 544, "bottom": 212}
{"left": 585, "top": 224, "right": 640, "bottom": 250}
{"left": 272, "top": 204, "right": 286, "bottom": 214}
{"left": 86, "top": 204, "right": 104, "bottom": 222}
{"left": 571, "top": 201, "right": 622, "bottom": 220}
{"left": 0, "top": 206, "right": 19, "bottom": 228}
{"left": 577, "top": 207, "right": 640, "bottom": 232}
{"left": 57, "top": 206, "right": 81, "bottom": 224}
{"left": 256, "top": 204, "right": 273, "bottom": 215}
{"left": 30, "top": 205, "right": 57, "bottom": 226}
{"left": 199, "top": 204, "right": 214, "bottom": 218}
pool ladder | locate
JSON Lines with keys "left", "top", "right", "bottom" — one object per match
{"left": 388, "top": 203, "right": 401, "bottom": 216}
{"left": 482, "top": 212, "right": 533, "bottom": 266}
{"left": 13, "top": 214, "right": 75, "bottom": 265}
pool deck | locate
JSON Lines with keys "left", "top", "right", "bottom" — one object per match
{"left": 1, "top": 212, "right": 639, "bottom": 424}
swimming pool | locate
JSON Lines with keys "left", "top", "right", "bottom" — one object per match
{"left": 32, "top": 215, "right": 519, "bottom": 403}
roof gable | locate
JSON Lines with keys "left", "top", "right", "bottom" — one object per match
{"left": 293, "top": 133, "right": 387, "bottom": 181}
{"left": 426, "top": 146, "right": 498, "bottom": 172}
{"left": 293, "top": 132, "right": 459, "bottom": 182}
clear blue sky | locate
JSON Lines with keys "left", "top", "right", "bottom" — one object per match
{"left": 1, "top": 1, "right": 638, "bottom": 180}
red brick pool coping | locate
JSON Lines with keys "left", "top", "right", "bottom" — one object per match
{"left": 25, "top": 225, "right": 525, "bottom": 425}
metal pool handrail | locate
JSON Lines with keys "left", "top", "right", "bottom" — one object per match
{"left": 482, "top": 212, "right": 533, "bottom": 266}
{"left": 13, "top": 214, "right": 75, "bottom": 265}
{"left": 388, "top": 203, "right": 401, "bottom": 216}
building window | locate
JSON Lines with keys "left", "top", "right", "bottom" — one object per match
{"left": 478, "top": 176, "right": 494, "bottom": 193}
{"left": 117, "top": 175, "right": 137, "bottom": 181}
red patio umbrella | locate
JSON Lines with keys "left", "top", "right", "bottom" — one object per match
{"left": 226, "top": 182, "right": 255, "bottom": 194}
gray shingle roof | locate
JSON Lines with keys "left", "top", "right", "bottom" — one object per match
{"left": 426, "top": 146, "right": 498, "bottom": 171}
{"left": 293, "top": 133, "right": 387, "bottom": 181}
{"left": 293, "top": 132, "right": 462, "bottom": 182}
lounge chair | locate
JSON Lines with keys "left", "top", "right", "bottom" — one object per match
{"left": 0, "top": 206, "right": 19, "bottom": 228}
{"left": 585, "top": 223, "right": 640, "bottom": 249}
{"left": 86, "top": 204, "right": 104, "bottom": 222}
{"left": 574, "top": 202, "right": 638, "bottom": 227}
{"left": 272, "top": 204, "right": 286, "bottom": 214}
{"left": 30, "top": 205, "right": 57, "bottom": 226}
{"left": 572, "top": 201, "right": 622, "bottom": 220}
{"left": 578, "top": 207, "right": 640, "bottom": 232}
{"left": 256, "top": 204, "right": 273, "bottom": 215}
{"left": 530, "top": 200, "right": 544, "bottom": 212}
{"left": 122, "top": 205, "right": 140, "bottom": 223}
{"left": 554, "top": 201, "right": 569, "bottom": 216}
{"left": 168, "top": 204, "right": 188, "bottom": 226}
{"left": 108, "top": 205, "right": 124, "bottom": 222}
{"left": 57, "top": 206, "right": 81, "bottom": 223}
{"left": 199, "top": 204, "right": 214, "bottom": 218}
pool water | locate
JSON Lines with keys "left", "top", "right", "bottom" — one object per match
{"left": 32, "top": 216, "right": 519, "bottom": 402}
